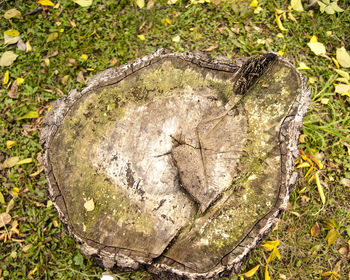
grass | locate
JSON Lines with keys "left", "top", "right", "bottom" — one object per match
{"left": 0, "top": 0, "right": 349, "bottom": 279}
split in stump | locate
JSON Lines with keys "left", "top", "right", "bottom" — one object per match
{"left": 41, "top": 50, "right": 310, "bottom": 279}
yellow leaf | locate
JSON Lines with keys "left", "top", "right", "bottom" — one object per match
{"left": 304, "top": 166, "right": 313, "bottom": 177}
{"left": 84, "top": 198, "right": 95, "bottom": 211}
{"left": 6, "top": 140, "right": 16, "bottom": 149}
{"left": 4, "top": 8, "right": 22, "bottom": 19}
{"left": 310, "top": 222, "right": 321, "bottom": 237}
{"left": 250, "top": 0, "right": 258, "bottom": 7}
{"left": 28, "top": 265, "right": 38, "bottom": 277}
{"left": 254, "top": 7, "right": 263, "bottom": 14}
{"left": 309, "top": 35, "right": 318, "bottom": 43}
{"left": 10, "top": 187, "right": 19, "bottom": 196}
{"left": 16, "top": 158, "right": 33, "bottom": 165}
{"left": 321, "top": 271, "right": 333, "bottom": 277}
{"left": 288, "top": 12, "right": 298, "bottom": 24}
{"left": 4, "top": 29, "right": 20, "bottom": 37}
{"left": 44, "top": 58, "right": 50, "bottom": 67}
{"left": 137, "top": 34, "right": 146, "bottom": 40}
{"left": 290, "top": 0, "right": 303, "bottom": 12}
{"left": 331, "top": 57, "right": 340, "bottom": 68}
{"left": 73, "top": 0, "right": 93, "bottom": 7}
{"left": 242, "top": 264, "right": 261, "bottom": 277}
{"left": 276, "top": 33, "right": 284, "bottom": 38}
{"left": 265, "top": 264, "right": 271, "bottom": 280}
{"left": 48, "top": 104, "right": 53, "bottom": 111}
{"left": 315, "top": 171, "right": 325, "bottom": 205}
{"left": 16, "top": 77, "right": 24, "bottom": 85}
{"left": 3, "top": 156, "right": 19, "bottom": 168}
{"left": 308, "top": 172, "right": 316, "bottom": 183}
{"left": 3, "top": 70, "right": 9, "bottom": 85}
{"left": 136, "top": 0, "right": 145, "bottom": 8}
{"left": 46, "top": 32, "right": 58, "bottom": 43}
{"left": 275, "top": 15, "right": 287, "bottom": 32}
{"left": 60, "top": 28, "right": 64, "bottom": 33}
{"left": 262, "top": 240, "right": 279, "bottom": 250}
{"left": 320, "top": 98, "right": 329, "bottom": 104}
{"left": 299, "top": 134, "right": 307, "bottom": 143}
{"left": 81, "top": 54, "right": 88, "bottom": 60}
{"left": 17, "top": 111, "right": 39, "bottom": 120}
{"left": 297, "top": 62, "right": 310, "bottom": 70}
{"left": 296, "top": 162, "right": 310, "bottom": 168}
{"left": 172, "top": 35, "right": 181, "bottom": 43}
{"left": 26, "top": 41, "right": 32, "bottom": 53}
{"left": 37, "top": 0, "right": 54, "bottom": 6}
{"left": 334, "top": 69, "right": 349, "bottom": 80}
{"left": 309, "top": 77, "right": 317, "bottom": 84}
{"left": 335, "top": 84, "right": 350, "bottom": 95}
{"left": 325, "top": 229, "right": 339, "bottom": 246}
{"left": 336, "top": 47, "right": 350, "bottom": 68}
{"left": 307, "top": 42, "right": 326, "bottom": 56}
{"left": 336, "top": 77, "right": 349, "bottom": 83}
{"left": 29, "top": 167, "right": 44, "bottom": 177}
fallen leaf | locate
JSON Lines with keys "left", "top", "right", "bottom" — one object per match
{"left": 3, "top": 157, "right": 19, "bottom": 168}
{"left": 275, "top": 14, "right": 287, "bottom": 32}
{"left": 137, "top": 34, "right": 146, "bottom": 41}
{"left": 291, "top": 0, "right": 303, "bottom": 11}
{"left": 68, "top": 58, "right": 77, "bottom": 65}
{"left": 336, "top": 47, "right": 350, "bottom": 68}
{"left": 4, "top": 8, "right": 22, "bottom": 19}
{"left": 77, "top": 71, "right": 84, "bottom": 83}
{"left": 315, "top": 171, "right": 325, "bottom": 205}
{"left": 242, "top": 264, "right": 260, "bottom": 277}
{"left": 47, "top": 50, "right": 59, "bottom": 58}
{"left": 52, "top": 220, "right": 59, "bottom": 227}
{"left": 297, "top": 62, "right": 310, "bottom": 70}
{"left": 136, "top": 0, "right": 145, "bottom": 8}
{"left": 69, "top": 20, "right": 77, "bottom": 28}
{"left": 335, "top": 84, "right": 350, "bottom": 95}
{"left": 202, "top": 43, "right": 219, "bottom": 52}
{"left": 250, "top": 0, "right": 258, "bottom": 7}
{"left": 334, "top": 69, "right": 349, "bottom": 80}
{"left": 0, "top": 51, "right": 18, "bottom": 67}
{"left": 3, "top": 70, "right": 9, "bottom": 85}
{"left": 44, "top": 58, "right": 50, "bottom": 67}
{"left": 265, "top": 264, "right": 271, "bottom": 280}
{"left": 29, "top": 166, "right": 44, "bottom": 177}
{"left": 17, "top": 38, "right": 26, "bottom": 51}
{"left": 25, "top": 41, "right": 32, "bottom": 53}
{"left": 341, "top": 178, "right": 350, "bottom": 187}
{"left": 37, "top": 0, "right": 54, "bottom": 6}
{"left": 16, "top": 77, "right": 24, "bottom": 85}
{"left": 84, "top": 199, "right": 94, "bottom": 211}
{"left": 80, "top": 54, "right": 88, "bottom": 60}
{"left": 6, "top": 140, "right": 15, "bottom": 149}
{"left": 46, "top": 32, "right": 58, "bottom": 43}
{"left": 8, "top": 80, "right": 18, "bottom": 99}
{"left": 307, "top": 42, "right": 326, "bottom": 56}
{"left": 320, "top": 98, "right": 329, "bottom": 104}
{"left": 22, "top": 244, "right": 33, "bottom": 252}
{"left": 288, "top": 12, "right": 298, "bottom": 24}
{"left": 4, "top": 33, "right": 20, "bottom": 45}
{"left": 311, "top": 222, "right": 321, "bottom": 237}
{"left": 336, "top": 77, "right": 349, "bottom": 83}
{"left": 299, "top": 134, "right": 307, "bottom": 143}
{"left": 339, "top": 245, "right": 349, "bottom": 257}
{"left": 325, "top": 228, "right": 339, "bottom": 246}
{"left": 0, "top": 192, "right": 4, "bottom": 204}
{"left": 254, "top": 6, "right": 263, "bottom": 14}
{"left": 17, "top": 111, "right": 39, "bottom": 121}
{"left": 11, "top": 187, "right": 19, "bottom": 197}
{"left": 73, "top": 0, "right": 93, "bottom": 7}
{"left": 16, "top": 158, "right": 32, "bottom": 165}
{"left": 172, "top": 35, "right": 180, "bottom": 43}
{"left": 4, "top": 29, "right": 20, "bottom": 37}
{"left": 0, "top": 213, "right": 11, "bottom": 228}
{"left": 61, "top": 75, "right": 69, "bottom": 85}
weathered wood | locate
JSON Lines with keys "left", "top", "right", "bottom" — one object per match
{"left": 41, "top": 49, "right": 310, "bottom": 279}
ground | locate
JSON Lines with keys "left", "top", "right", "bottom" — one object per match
{"left": 0, "top": 0, "right": 349, "bottom": 279}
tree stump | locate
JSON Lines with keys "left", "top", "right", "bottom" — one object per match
{"left": 41, "top": 50, "right": 310, "bottom": 279}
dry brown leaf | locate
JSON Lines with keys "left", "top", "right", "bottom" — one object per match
{"left": 0, "top": 213, "right": 11, "bottom": 228}
{"left": 311, "top": 222, "right": 321, "bottom": 237}
{"left": 341, "top": 178, "right": 350, "bottom": 187}
{"left": 8, "top": 80, "right": 18, "bottom": 99}
{"left": 77, "top": 71, "right": 84, "bottom": 83}
{"left": 47, "top": 50, "right": 58, "bottom": 58}
{"left": 231, "top": 27, "right": 240, "bottom": 34}
{"left": 201, "top": 43, "right": 219, "bottom": 52}
{"left": 68, "top": 58, "right": 77, "bottom": 65}
{"left": 69, "top": 20, "right": 77, "bottom": 28}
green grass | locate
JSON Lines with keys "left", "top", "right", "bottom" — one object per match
{"left": 0, "top": 0, "right": 349, "bottom": 279}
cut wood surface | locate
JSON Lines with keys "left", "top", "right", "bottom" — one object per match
{"left": 41, "top": 50, "right": 310, "bottom": 279}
